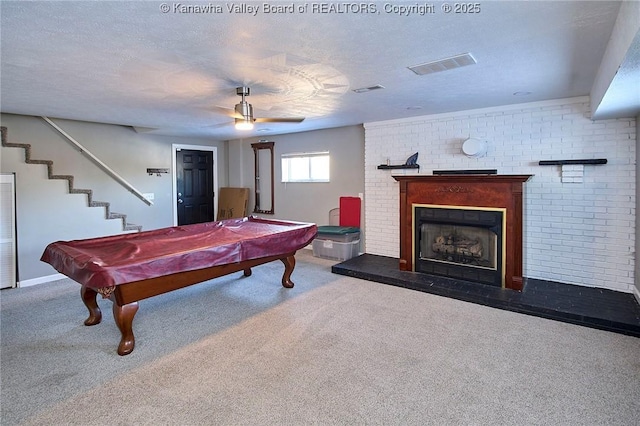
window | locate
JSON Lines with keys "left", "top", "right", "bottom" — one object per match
{"left": 281, "top": 151, "right": 330, "bottom": 183}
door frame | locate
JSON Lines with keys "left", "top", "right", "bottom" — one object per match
{"left": 1, "top": 173, "right": 17, "bottom": 289}
{"left": 172, "top": 144, "right": 218, "bottom": 226}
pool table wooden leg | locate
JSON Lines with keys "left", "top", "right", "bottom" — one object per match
{"left": 80, "top": 286, "right": 102, "bottom": 326}
{"left": 112, "top": 300, "right": 139, "bottom": 356}
{"left": 280, "top": 255, "right": 296, "bottom": 288}
{"left": 243, "top": 268, "right": 252, "bottom": 277}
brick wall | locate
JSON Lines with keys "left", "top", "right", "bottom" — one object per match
{"left": 364, "top": 97, "right": 636, "bottom": 293}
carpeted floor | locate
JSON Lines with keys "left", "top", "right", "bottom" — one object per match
{"left": 2, "top": 251, "right": 639, "bottom": 425}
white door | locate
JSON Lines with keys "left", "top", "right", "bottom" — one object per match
{"left": 1, "top": 174, "right": 17, "bottom": 289}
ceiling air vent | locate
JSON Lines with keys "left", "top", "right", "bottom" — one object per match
{"left": 408, "top": 53, "right": 476, "bottom": 76}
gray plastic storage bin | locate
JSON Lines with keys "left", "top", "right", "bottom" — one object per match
{"left": 316, "top": 226, "right": 360, "bottom": 243}
{"left": 312, "top": 238, "right": 360, "bottom": 261}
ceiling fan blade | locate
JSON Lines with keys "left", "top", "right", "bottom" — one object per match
{"left": 254, "top": 117, "right": 305, "bottom": 123}
{"left": 131, "top": 126, "right": 159, "bottom": 133}
{"left": 206, "top": 121, "right": 234, "bottom": 129}
{"left": 210, "top": 105, "right": 244, "bottom": 119}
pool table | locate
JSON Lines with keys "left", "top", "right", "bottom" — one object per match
{"left": 41, "top": 216, "right": 317, "bottom": 355}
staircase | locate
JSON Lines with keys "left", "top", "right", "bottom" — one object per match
{"left": 1, "top": 126, "right": 142, "bottom": 232}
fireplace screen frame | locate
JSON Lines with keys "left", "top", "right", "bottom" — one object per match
{"left": 412, "top": 204, "right": 507, "bottom": 287}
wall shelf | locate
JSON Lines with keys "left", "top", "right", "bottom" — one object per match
{"left": 538, "top": 159, "right": 607, "bottom": 166}
{"left": 377, "top": 164, "right": 420, "bottom": 170}
{"left": 434, "top": 169, "right": 497, "bottom": 175}
{"left": 147, "top": 168, "right": 169, "bottom": 176}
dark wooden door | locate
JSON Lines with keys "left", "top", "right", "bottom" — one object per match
{"left": 176, "top": 149, "right": 215, "bottom": 225}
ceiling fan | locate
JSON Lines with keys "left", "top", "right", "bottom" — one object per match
{"left": 214, "top": 86, "right": 305, "bottom": 130}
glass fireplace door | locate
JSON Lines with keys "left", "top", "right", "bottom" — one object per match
{"left": 420, "top": 223, "right": 497, "bottom": 270}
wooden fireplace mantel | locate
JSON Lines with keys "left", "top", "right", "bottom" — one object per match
{"left": 393, "top": 174, "right": 532, "bottom": 290}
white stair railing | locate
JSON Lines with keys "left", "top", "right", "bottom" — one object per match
{"left": 41, "top": 116, "right": 153, "bottom": 206}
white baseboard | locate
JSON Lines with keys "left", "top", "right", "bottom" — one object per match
{"left": 18, "top": 273, "right": 67, "bottom": 288}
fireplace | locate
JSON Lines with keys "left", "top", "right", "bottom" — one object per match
{"left": 414, "top": 205, "right": 505, "bottom": 287}
{"left": 393, "top": 174, "right": 532, "bottom": 290}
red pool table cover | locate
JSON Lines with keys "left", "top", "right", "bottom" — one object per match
{"left": 41, "top": 216, "right": 317, "bottom": 291}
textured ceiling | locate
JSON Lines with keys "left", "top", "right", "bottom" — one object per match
{"left": 0, "top": 1, "right": 634, "bottom": 140}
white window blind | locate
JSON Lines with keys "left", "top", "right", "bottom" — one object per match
{"left": 281, "top": 151, "right": 330, "bottom": 183}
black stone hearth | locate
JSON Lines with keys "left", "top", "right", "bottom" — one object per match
{"left": 332, "top": 254, "right": 640, "bottom": 337}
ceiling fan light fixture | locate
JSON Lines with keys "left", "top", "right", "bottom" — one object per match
{"left": 235, "top": 101, "right": 253, "bottom": 117}
{"left": 214, "top": 86, "right": 306, "bottom": 131}
{"left": 235, "top": 118, "right": 254, "bottom": 130}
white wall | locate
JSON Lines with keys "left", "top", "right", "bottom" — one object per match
{"left": 636, "top": 113, "right": 640, "bottom": 303}
{"left": 0, "top": 114, "right": 226, "bottom": 283}
{"left": 229, "top": 125, "right": 365, "bottom": 228}
{"left": 364, "top": 97, "right": 636, "bottom": 293}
